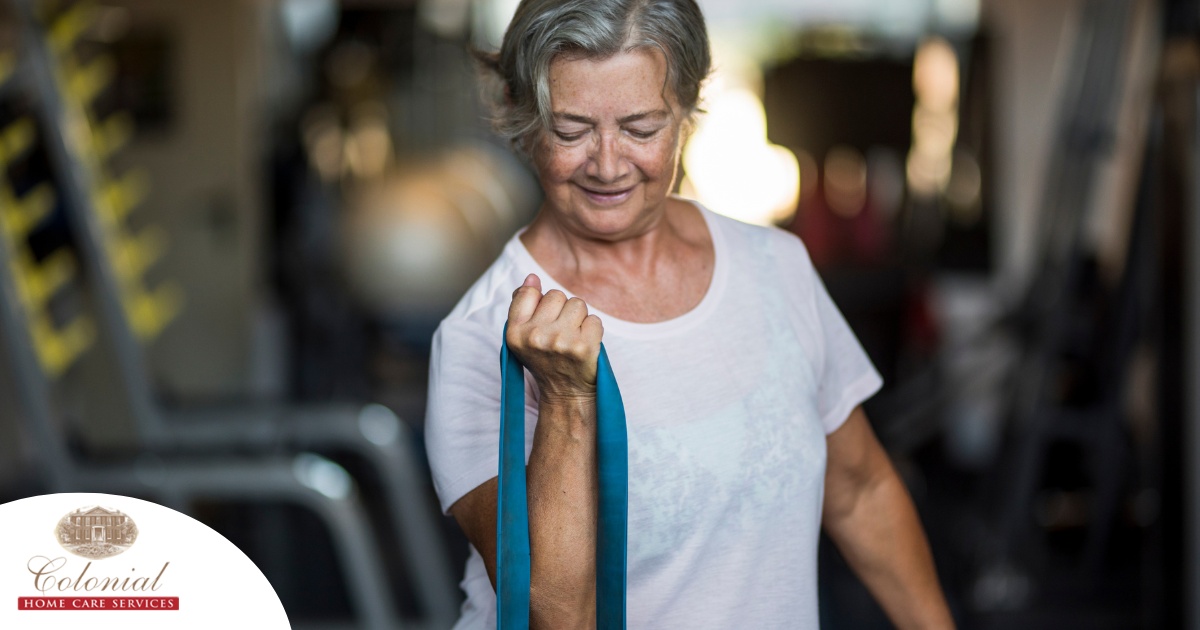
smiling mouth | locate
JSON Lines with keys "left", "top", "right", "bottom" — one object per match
{"left": 579, "top": 185, "right": 635, "bottom": 205}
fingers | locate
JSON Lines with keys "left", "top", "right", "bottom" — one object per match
{"left": 509, "top": 275, "right": 590, "bottom": 331}
{"left": 531, "top": 290, "right": 568, "bottom": 324}
{"left": 504, "top": 274, "right": 603, "bottom": 395}
{"left": 508, "top": 275, "right": 598, "bottom": 353}
{"left": 559, "top": 297, "right": 589, "bottom": 329}
{"left": 522, "top": 273, "right": 541, "bottom": 291}
{"left": 508, "top": 273, "right": 543, "bottom": 326}
{"left": 581, "top": 314, "right": 603, "bottom": 346}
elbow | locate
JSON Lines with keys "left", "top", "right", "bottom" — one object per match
{"left": 823, "top": 466, "right": 893, "bottom": 533}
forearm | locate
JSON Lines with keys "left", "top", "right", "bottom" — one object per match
{"left": 824, "top": 469, "right": 953, "bottom": 630}
{"left": 526, "top": 395, "right": 599, "bottom": 629}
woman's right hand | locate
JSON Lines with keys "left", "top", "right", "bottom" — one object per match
{"left": 506, "top": 273, "right": 603, "bottom": 405}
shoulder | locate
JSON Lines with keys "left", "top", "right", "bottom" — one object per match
{"left": 687, "top": 200, "right": 817, "bottom": 275}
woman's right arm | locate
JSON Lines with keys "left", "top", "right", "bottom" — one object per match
{"left": 449, "top": 273, "right": 603, "bottom": 630}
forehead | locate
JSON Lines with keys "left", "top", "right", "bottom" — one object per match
{"left": 547, "top": 48, "right": 676, "bottom": 118}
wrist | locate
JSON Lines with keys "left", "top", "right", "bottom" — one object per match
{"left": 536, "top": 375, "right": 596, "bottom": 404}
{"left": 538, "top": 389, "right": 596, "bottom": 412}
{"left": 536, "top": 390, "right": 597, "bottom": 437}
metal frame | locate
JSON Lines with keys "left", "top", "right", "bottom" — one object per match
{"left": 993, "top": 0, "right": 1133, "bottom": 566}
{"left": 0, "top": 175, "right": 401, "bottom": 627}
{"left": 0, "top": 1, "right": 458, "bottom": 626}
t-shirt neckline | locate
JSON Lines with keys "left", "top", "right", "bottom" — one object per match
{"left": 506, "top": 198, "right": 729, "bottom": 339}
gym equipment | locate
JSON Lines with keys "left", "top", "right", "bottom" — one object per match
{"left": 497, "top": 325, "right": 628, "bottom": 629}
{"left": 339, "top": 143, "right": 539, "bottom": 320}
{"left": 0, "top": 0, "right": 460, "bottom": 625}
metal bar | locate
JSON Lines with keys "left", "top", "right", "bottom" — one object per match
{"left": 997, "top": 0, "right": 1133, "bottom": 562}
{"left": 81, "top": 454, "right": 404, "bottom": 628}
{"left": 11, "top": 0, "right": 164, "bottom": 445}
{"left": 0, "top": 187, "right": 73, "bottom": 490}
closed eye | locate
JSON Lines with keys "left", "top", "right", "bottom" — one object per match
{"left": 627, "top": 127, "right": 663, "bottom": 140}
{"left": 554, "top": 130, "right": 587, "bottom": 142}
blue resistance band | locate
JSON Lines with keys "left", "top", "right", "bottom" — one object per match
{"left": 497, "top": 323, "right": 628, "bottom": 630}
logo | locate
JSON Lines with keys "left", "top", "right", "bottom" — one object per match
{"left": 19, "top": 504, "right": 172, "bottom": 611}
{"left": 55, "top": 506, "right": 139, "bottom": 559}
{"left": 3, "top": 493, "right": 290, "bottom": 626}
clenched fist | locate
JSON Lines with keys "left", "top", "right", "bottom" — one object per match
{"left": 506, "top": 273, "right": 603, "bottom": 405}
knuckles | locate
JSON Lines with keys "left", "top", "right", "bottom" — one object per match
{"left": 507, "top": 322, "right": 601, "bottom": 357}
{"left": 506, "top": 289, "right": 601, "bottom": 377}
{"left": 526, "top": 329, "right": 551, "bottom": 349}
{"left": 550, "top": 335, "right": 574, "bottom": 354}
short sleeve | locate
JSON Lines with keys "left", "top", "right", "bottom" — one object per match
{"left": 424, "top": 317, "right": 507, "bottom": 514}
{"left": 810, "top": 270, "right": 884, "bottom": 434}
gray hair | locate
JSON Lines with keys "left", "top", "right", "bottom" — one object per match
{"left": 476, "top": 0, "right": 711, "bottom": 157}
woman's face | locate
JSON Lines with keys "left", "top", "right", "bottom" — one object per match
{"left": 531, "top": 48, "right": 684, "bottom": 241}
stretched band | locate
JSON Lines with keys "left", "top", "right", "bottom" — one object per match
{"left": 497, "top": 322, "right": 628, "bottom": 629}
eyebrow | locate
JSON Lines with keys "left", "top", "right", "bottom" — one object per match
{"left": 553, "top": 109, "right": 672, "bottom": 125}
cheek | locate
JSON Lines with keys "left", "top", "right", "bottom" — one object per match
{"left": 537, "top": 146, "right": 588, "bottom": 182}
{"left": 631, "top": 140, "right": 680, "bottom": 178}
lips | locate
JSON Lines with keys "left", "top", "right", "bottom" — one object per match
{"left": 578, "top": 184, "right": 635, "bottom": 205}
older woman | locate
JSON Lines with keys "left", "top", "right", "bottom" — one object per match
{"left": 425, "top": 0, "right": 955, "bottom": 628}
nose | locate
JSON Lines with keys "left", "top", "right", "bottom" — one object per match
{"left": 587, "top": 132, "right": 628, "bottom": 183}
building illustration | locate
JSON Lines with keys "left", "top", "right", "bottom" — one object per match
{"left": 56, "top": 506, "right": 138, "bottom": 558}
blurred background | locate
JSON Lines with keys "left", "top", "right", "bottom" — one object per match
{"left": 0, "top": 0, "right": 1196, "bottom": 627}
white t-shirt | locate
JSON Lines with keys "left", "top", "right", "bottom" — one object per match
{"left": 425, "top": 201, "right": 883, "bottom": 629}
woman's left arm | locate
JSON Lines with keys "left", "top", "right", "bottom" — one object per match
{"left": 822, "top": 406, "right": 956, "bottom": 630}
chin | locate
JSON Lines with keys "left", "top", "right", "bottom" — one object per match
{"left": 570, "top": 199, "right": 658, "bottom": 238}
{"left": 573, "top": 213, "right": 641, "bottom": 240}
